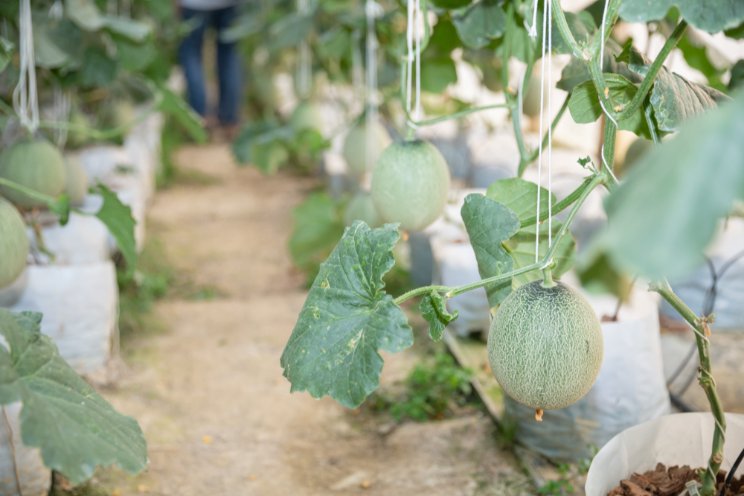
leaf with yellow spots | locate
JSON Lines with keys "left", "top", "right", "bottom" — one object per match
{"left": 280, "top": 221, "right": 412, "bottom": 408}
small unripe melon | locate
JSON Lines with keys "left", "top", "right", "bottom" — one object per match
{"left": 344, "top": 191, "right": 382, "bottom": 227}
{"left": 342, "top": 119, "right": 391, "bottom": 177}
{"left": 290, "top": 101, "right": 324, "bottom": 134}
{"left": 0, "top": 196, "right": 30, "bottom": 288}
{"left": 370, "top": 140, "right": 450, "bottom": 232}
{"left": 0, "top": 138, "right": 67, "bottom": 208}
{"left": 523, "top": 74, "right": 547, "bottom": 118}
{"left": 67, "top": 111, "right": 93, "bottom": 148}
{"left": 64, "top": 157, "right": 89, "bottom": 206}
{"left": 487, "top": 280, "right": 603, "bottom": 411}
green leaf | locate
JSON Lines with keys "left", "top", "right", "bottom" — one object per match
{"left": 729, "top": 60, "right": 744, "bottom": 92}
{"left": 232, "top": 122, "right": 277, "bottom": 164}
{"left": 79, "top": 45, "right": 118, "bottom": 88}
{"left": 619, "top": 0, "right": 744, "bottom": 33}
{"left": 33, "top": 16, "right": 71, "bottom": 69}
{"left": 288, "top": 192, "right": 345, "bottom": 278}
{"left": 156, "top": 85, "right": 207, "bottom": 143}
{"left": 577, "top": 251, "right": 632, "bottom": 300}
{"left": 430, "top": 0, "right": 471, "bottom": 9}
{"left": 0, "top": 310, "right": 147, "bottom": 484}
{"left": 419, "top": 292, "right": 458, "bottom": 341}
{"left": 677, "top": 35, "right": 726, "bottom": 91}
{"left": 499, "top": 6, "right": 534, "bottom": 63}
{"left": 648, "top": 67, "right": 727, "bottom": 132}
{"left": 93, "top": 184, "right": 137, "bottom": 272}
{"left": 251, "top": 139, "right": 290, "bottom": 174}
{"left": 281, "top": 222, "right": 412, "bottom": 408}
{"left": 0, "top": 36, "right": 13, "bottom": 73}
{"left": 65, "top": 0, "right": 105, "bottom": 31}
{"left": 486, "top": 177, "right": 551, "bottom": 223}
{"left": 568, "top": 74, "right": 649, "bottom": 137}
{"left": 269, "top": 13, "right": 313, "bottom": 52}
{"left": 421, "top": 56, "right": 458, "bottom": 93}
{"left": 103, "top": 16, "right": 151, "bottom": 42}
{"left": 453, "top": 0, "right": 506, "bottom": 49}
{"left": 461, "top": 194, "right": 520, "bottom": 307}
{"left": 597, "top": 91, "right": 744, "bottom": 279}
{"left": 552, "top": 11, "right": 596, "bottom": 55}
{"left": 505, "top": 223, "right": 575, "bottom": 288}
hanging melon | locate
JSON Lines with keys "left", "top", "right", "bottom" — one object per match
{"left": 64, "top": 156, "right": 89, "bottom": 206}
{"left": 342, "top": 118, "right": 391, "bottom": 177}
{"left": 0, "top": 138, "right": 66, "bottom": 208}
{"left": 0, "top": 196, "right": 29, "bottom": 288}
{"left": 344, "top": 190, "right": 382, "bottom": 228}
{"left": 371, "top": 140, "right": 450, "bottom": 232}
{"left": 290, "top": 101, "right": 324, "bottom": 134}
{"left": 487, "top": 280, "right": 603, "bottom": 412}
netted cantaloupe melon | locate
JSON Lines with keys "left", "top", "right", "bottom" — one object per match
{"left": 370, "top": 140, "right": 450, "bottom": 232}
{"left": 344, "top": 191, "right": 382, "bottom": 228}
{"left": 0, "top": 196, "right": 29, "bottom": 288}
{"left": 487, "top": 280, "right": 603, "bottom": 412}
{"left": 342, "top": 118, "right": 391, "bottom": 177}
{"left": 0, "top": 139, "right": 66, "bottom": 208}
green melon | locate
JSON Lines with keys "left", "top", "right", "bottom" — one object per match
{"left": 290, "top": 101, "right": 324, "bottom": 133}
{"left": 67, "top": 110, "right": 93, "bottom": 149}
{"left": 522, "top": 74, "right": 546, "bottom": 118}
{"left": 64, "top": 157, "right": 89, "bottom": 206}
{"left": 487, "top": 280, "right": 603, "bottom": 411}
{"left": 0, "top": 138, "right": 67, "bottom": 208}
{"left": 371, "top": 140, "right": 450, "bottom": 232}
{"left": 0, "top": 196, "right": 29, "bottom": 288}
{"left": 342, "top": 118, "right": 392, "bottom": 177}
{"left": 344, "top": 191, "right": 382, "bottom": 227}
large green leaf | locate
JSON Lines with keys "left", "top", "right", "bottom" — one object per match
{"left": 93, "top": 184, "right": 137, "bottom": 273}
{"left": 288, "top": 192, "right": 345, "bottom": 279}
{"left": 598, "top": 91, "right": 744, "bottom": 279}
{"left": 461, "top": 194, "right": 520, "bottom": 307}
{"left": 156, "top": 85, "right": 207, "bottom": 143}
{"left": 281, "top": 222, "right": 412, "bottom": 408}
{"left": 269, "top": 13, "right": 313, "bottom": 52}
{"left": 430, "top": 0, "right": 471, "bottom": 9}
{"left": 33, "top": 16, "right": 71, "bottom": 69}
{"left": 65, "top": 0, "right": 105, "bottom": 31}
{"left": 0, "top": 310, "right": 147, "bottom": 484}
{"left": 103, "top": 16, "right": 151, "bottom": 42}
{"left": 486, "top": 177, "right": 551, "bottom": 223}
{"left": 421, "top": 56, "right": 458, "bottom": 93}
{"left": 619, "top": 0, "right": 744, "bottom": 33}
{"left": 452, "top": 0, "right": 506, "bottom": 49}
{"left": 568, "top": 74, "right": 649, "bottom": 137}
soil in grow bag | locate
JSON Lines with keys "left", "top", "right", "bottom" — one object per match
{"left": 607, "top": 463, "right": 744, "bottom": 495}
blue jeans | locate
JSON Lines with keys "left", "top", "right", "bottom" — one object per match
{"left": 178, "top": 6, "right": 241, "bottom": 125}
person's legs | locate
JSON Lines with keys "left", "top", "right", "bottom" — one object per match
{"left": 212, "top": 6, "right": 241, "bottom": 127}
{"left": 178, "top": 8, "right": 208, "bottom": 117}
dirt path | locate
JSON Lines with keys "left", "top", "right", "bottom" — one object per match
{"left": 99, "top": 144, "right": 532, "bottom": 496}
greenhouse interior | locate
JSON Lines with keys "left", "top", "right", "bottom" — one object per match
{"left": 0, "top": 0, "right": 744, "bottom": 495}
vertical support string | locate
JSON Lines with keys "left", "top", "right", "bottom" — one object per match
{"left": 405, "top": 0, "right": 423, "bottom": 125}
{"left": 365, "top": 0, "right": 379, "bottom": 175}
{"left": 12, "top": 0, "right": 39, "bottom": 134}
{"left": 547, "top": 0, "right": 553, "bottom": 248}
{"left": 297, "top": 0, "right": 312, "bottom": 99}
{"left": 534, "top": 1, "right": 549, "bottom": 263}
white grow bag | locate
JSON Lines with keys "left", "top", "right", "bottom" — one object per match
{"left": 0, "top": 403, "right": 50, "bottom": 496}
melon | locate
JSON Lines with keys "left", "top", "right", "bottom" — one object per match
{"left": 487, "top": 280, "right": 603, "bottom": 411}
{"left": 342, "top": 118, "right": 391, "bottom": 177}
{"left": 0, "top": 196, "right": 29, "bottom": 288}
{"left": 103, "top": 100, "right": 136, "bottom": 130}
{"left": 64, "top": 156, "right": 89, "bottom": 206}
{"left": 522, "top": 73, "right": 546, "bottom": 118}
{"left": 290, "top": 101, "right": 324, "bottom": 134}
{"left": 67, "top": 110, "right": 93, "bottom": 149}
{"left": 344, "top": 191, "right": 382, "bottom": 227}
{"left": 371, "top": 140, "right": 450, "bottom": 232}
{"left": 0, "top": 138, "right": 67, "bottom": 208}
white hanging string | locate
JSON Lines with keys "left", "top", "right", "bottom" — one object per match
{"left": 405, "top": 0, "right": 423, "bottom": 123}
{"left": 12, "top": 0, "right": 39, "bottom": 134}
{"left": 533, "top": 1, "right": 548, "bottom": 262}
{"left": 297, "top": 0, "right": 312, "bottom": 99}
{"left": 598, "top": 0, "right": 619, "bottom": 175}
{"left": 351, "top": 31, "right": 363, "bottom": 103}
{"left": 547, "top": 0, "right": 553, "bottom": 248}
{"left": 527, "top": 0, "right": 540, "bottom": 38}
{"left": 365, "top": 0, "right": 379, "bottom": 175}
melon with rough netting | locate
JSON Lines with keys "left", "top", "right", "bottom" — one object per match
{"left": 342, "top": 118, "right": 391, "bottom": 177}
{"left": 487, "top": 280, "right": 603, "bottom": 411}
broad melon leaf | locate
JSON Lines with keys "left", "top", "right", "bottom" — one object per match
{"left": 103, "top": 16, "right": 151, "bottom": 42}
{"left": 452, "top": 0, "right": 506, "bottom": 49}
{"left": 648, "top": 68, "right": 726, "bottom": 132}
{"left": 619, "top": 0, "right": 744, "bottom": 34}
{"left": 0, "top": 310, "right": 147, "bottom": 485}
{"left": 93, "top": 184, "right": 137, "bottom": 273}
{"left": 568, "top": 74, "right": 649, "bottom": 137}
{"left": 269, "top": 13, "right": 313, "bottom": 52}
{"left": 156, "top": 85, "right": 207, "bottom": 144}
{"left": 461, "top": 194, "right": 520, "bottom": 307}
{"left": 33, "top": 17, "right": 71, "bottom": 69}
{"left": 421, "top": 57, "right": 458, "bottom": 93}
{"left": 232, "top": 121, "right": 278, "bottom": 164}
{"left": 598, "top": 91, "right": 744, "bottom": 279}
{"left": 419, "top": 291, "right": 458, "bottom": 341}
{"left": 486, "top": 178, "right": 551, "bottom": 224}
{"left": 65, "top": 0, "right": 105, "bottom": 31}
{"left": 281, "top": 222, "right": 413, "bottom": 408}
{"left": 430, "top": 0, "right": 471, "bottom": 9}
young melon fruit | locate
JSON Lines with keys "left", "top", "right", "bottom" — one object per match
{"left": 290, "top": 101, "right": 324, "bottom": 133}
{"left": 64, "top": 157, "right": 89, "bottom": 206}
{"left": 344, "top": 191, "right": 382, "bottom": 227}
{"left": 371, "top": 140, "right": 450, "bottom": 232}
{"left": 0, "top": 196, "right": 30, "bottom": 288}
{"left": 0, "top": 138, "right": 67, "bottom": 208}
{"left": 522, "top": 73, "right": 547, "bottom": 118}
{"left": 342, "top": 118, "right": 392, "bottom": 177}
{"left": 487, "top": 280, "right": 603, "bottom": 411}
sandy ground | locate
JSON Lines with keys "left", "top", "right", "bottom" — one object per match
{"left": 97, "top": 144, "right": 533, "bottom": 496}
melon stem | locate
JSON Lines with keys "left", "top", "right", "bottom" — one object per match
{"left": 541, "top": 266, "right": 556, "bottom": 288}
